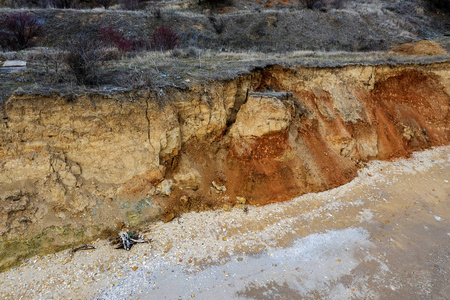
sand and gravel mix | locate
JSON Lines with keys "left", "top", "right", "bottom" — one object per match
{"left": 0, "top": 146, "right": 449, "bottom": 299}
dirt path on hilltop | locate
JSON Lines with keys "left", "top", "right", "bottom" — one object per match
{"left": 0, "top": 146, "right": 448, "bottom": 300}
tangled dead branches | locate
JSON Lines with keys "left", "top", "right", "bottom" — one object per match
{"left": 111, "top": 230, "right": 151, "bottom": 250}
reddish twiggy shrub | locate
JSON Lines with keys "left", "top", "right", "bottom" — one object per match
{"left": 150, "top": 26, "right": 179, "bottom": 51}
{"left": 0, "top": 12, "right": 43, "bottom": 51}
{"left": 98, "top": 26, "right": 147, "bottom": 52}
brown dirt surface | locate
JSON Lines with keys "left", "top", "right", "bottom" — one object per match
{"left": 391, "top": 40, "right": 448, "bottom": 56}
{"left": 370, "top": 69, "right": 450, "bottom": 155}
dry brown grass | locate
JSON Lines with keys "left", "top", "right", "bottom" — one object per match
{"left": 4, "top": 45, "right": 448, "bottom": 99}
{"left": 2, "top": 0, "right": 448, "bottom": 53}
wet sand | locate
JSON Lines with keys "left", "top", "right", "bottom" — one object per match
{"left": 0, "top": 146, "right": 448, "bottom": 299}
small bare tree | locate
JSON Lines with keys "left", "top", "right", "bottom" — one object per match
{"left": 199, "top": 0, "right": 232, "bottom": 10}
{"left": 424, "top": 0, "right": 450, "bottom": 12}
{"left": 300, "top": 0, "right": 324, "bottom": 10}
{"left": 0, "top": 12, "right": 43, "bottom": 51}
{"left": 49, "top": 0, "right": 77, "bottom": 8}
{"left": 119, "top": 0, "right": 139, "bottom": 10}
{"left": 151, "top": 26, "right": 179, "bottom": 51}
{"left": 64, "top": 34, "right": 105, "bottom": 85}
{"left": 96, "top": 0, "right": 114, "bottom": 9}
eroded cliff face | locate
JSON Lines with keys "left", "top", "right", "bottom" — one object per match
{"left": 0, "top": 62, "right": 449, "bottom": 270}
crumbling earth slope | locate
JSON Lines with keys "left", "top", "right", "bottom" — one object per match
{"left": 0, "top": 61, "right": 449, "bottom": 270}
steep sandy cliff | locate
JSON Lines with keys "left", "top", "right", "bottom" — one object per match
{"left": 0, "top": 62, "right": 449, "bottom": 270}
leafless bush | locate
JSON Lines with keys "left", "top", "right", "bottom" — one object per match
{"left": 95, "top": 0, "right": 114, "bottom": 9}
{"left": 5, "top": 0, "right": 47, "bottom": 8}
{"left": 119, "top": 0, "right": 138, "bottom": 10}
{"left": 49, "top": 0, "right": 77, "bottom": 8}
{"left": 27, "top": 49, "right": 67, "bottom": 82}
{"left": 209, "top": 15, "right": 225, "bottom": 35}
{"left": 353, "top": 36, "right": 385, "bottom": 52}
{"left": 101, "top": 47, "right": 122, "bottom": 61}
{"left": 172, "top": 46, "right": 201, "bottom": 58}
{"left": 251, "top": 20, "right": 267, "bottom": 37}
{"left": 384, "top": 0, "right": 417, "bottom": 15}
{"left": 116, "top": 68, "right": 154, "bottom": 89}
{"left": 423, "top": 0, "right": 450, "bottom": 12}
{"left": 199, "top": 0, "right": 232, "bottom": 10}
{"left": 0, "top": 12, "right": 43, "bottom": 51}
{"left": 64, "top": 35, "right": 105, "bottom": 85}
{"left": 0, "top": 51, "right": 19, "bottom": 60}
{"left": 150, "top": 7, "right": 162, "bottom": 18}
{"left": 99, "top": 26, "right": 148, "bottom": 52}
{"left": 328, "top": 0, "right": 345, "bottom": 9}
{"left": 151, "top": 26, "right": 179, "bottom": 51}
{"left": 300, "top": 0, "right": 325, "bottom": 10}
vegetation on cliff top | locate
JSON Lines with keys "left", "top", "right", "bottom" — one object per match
{"left": 0, "top": 0, "right": 449, "bottom": 98}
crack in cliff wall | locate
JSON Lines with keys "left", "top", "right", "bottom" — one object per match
{"left": 144, "top": 98, "right": 155, "bottom": 153}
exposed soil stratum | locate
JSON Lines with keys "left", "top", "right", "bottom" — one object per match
{"left": 0, "top": 62, "right": 449, "bottom": 271}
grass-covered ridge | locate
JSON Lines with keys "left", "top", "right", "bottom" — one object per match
{"left": 0, "top": 0, "right": 449, "bottom": 100}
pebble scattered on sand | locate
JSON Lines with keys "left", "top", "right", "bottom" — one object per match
{"left": 0, "top": 146, "right": 448, "bottom": 299}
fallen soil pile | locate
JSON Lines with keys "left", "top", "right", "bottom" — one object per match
{"left": 0, "top": 61, "right": 449, "bottom": 271}
{"left": 391, "top": 40, "right": 448, "bottom": 56}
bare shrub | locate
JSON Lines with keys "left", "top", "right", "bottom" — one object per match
{"left": 172, "top": 46, "right": 201, "bottom": 58}
{"left": 64, "top": 35, "right": 105, "bottom": 85}
{"left": 5, "top": 0, "right": 48, "bottom": 8}
{"left": 101, "top": 47, "right": 121, "bottom": 61}
{"left": 49, "top": 0, "right": 77, "bottom": 8}
{"left": 116, "top": 68, "right": 154, "bottom": 89}
{"left": 95, "top": 0, "right": 114, "bottom": 9}
{"left": 38, "top": 50, "right": 67, "bottom": 82}
{"left": 384, "top": 0, "right": 418, "bottom": 15}
{"left": 150, "top": 7, "right": 162, "bottom": 18}
{"left": 423, "top": 0, "right": 450, "bottom": 12}
{"left": 251, "top": 20, "right": 267, "bottom": 37}
{"left": 119, "top": 0, "right": 138, "bottom": 10}
{"left": 353, "top": 36, "right": 385, "bottom": 52}
{"left": 328, "top": 0, "right": 345, "bottom": 9}
{"left": 199, "top": 0, "right": 232, "bottom": 10}
{"left": 0, "top": 12, "right": 43, "bottom": 51}
{"left": 209, "top": 15, "right": 225, "bottom": 34}
{"left": 151, "top": 26, "right": 179, "bottom": 51}
{"left": 99, "top": 26, "right": 147, "bottom": 52}
{"left": 300, "top": 0, "right": 325, "bottom": 10}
